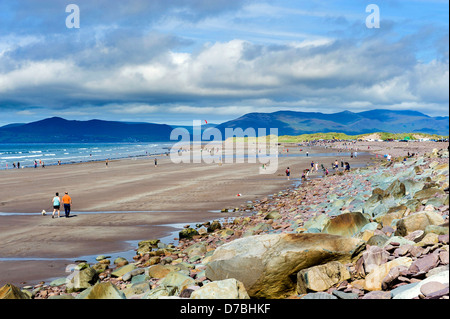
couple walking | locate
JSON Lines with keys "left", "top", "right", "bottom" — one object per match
{"left": 52, "top": 192, "right": 73, "bottom": 218}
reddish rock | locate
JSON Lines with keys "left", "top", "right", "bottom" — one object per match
{"left": 409, "top": 254, "right": 440, "bottom": 275}
{"left": 420, "top": 281, "right": 448, "bottom": 297}
{"left": 439, "top": 250, "right": 449, "bottom": 265}
{"left": 362, "top": 291, "right": 392, "bottom": 299}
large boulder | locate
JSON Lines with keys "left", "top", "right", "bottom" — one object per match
{"left": 297, "top": 261, "right": 351, "bottom": 294}
{"left": 179, "top": 228, "right": 199, "bottom": 240}
{"left": 66, "top": 265, "right": 98, "bottom": 293}
{"left": 184, "top": 242, "right": 208, "bottom": 258}
{"left": 413, "top": 188, "right": 445, "bottom": 201}
{"left": 364, "top": 257, "right": 413, "bottom": 291}
{"left": 362, "top": 245, "right": 389, "bottom": 274}
{"left": 0, "top": 284, "right": 29, "bottom": 299}
{"left": 205, "top": 233, "right": 365, "bottom": 299}
{"left": 394, "top": 211, "right": 445, "bottom": 236}
{"left": 77, "top": 282, "right": 126, "bottom": 299}
{"left": 111, "top": 264, "right": 137, "bottom": 278}
{"left": 322, "top": 212, "right": 369, "bottom": 237}
{"left": 137, "top": 239, "right": 160, "bottom": 255}
{"left": 191, "top": 278, "right": 250, "bottom": 299}
{"left": 158, "top": 271, "right": 196, "bottom": 294}
{"left": 384, "top": 179, "right": 406, "bottom": 199}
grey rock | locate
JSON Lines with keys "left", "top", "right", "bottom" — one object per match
{"left": 332, "top": 290, "right": 359, "bottom": 299}
{"left": 362, "top": 291, "right": 392, "bottom": 299}
{"left": 300, "top": 292, "right": 338, "bottom": 299}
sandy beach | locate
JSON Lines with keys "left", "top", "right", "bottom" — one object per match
{"left": 0, "top": 144, "right": 376, "bottom": 286}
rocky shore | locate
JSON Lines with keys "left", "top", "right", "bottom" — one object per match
{"left": 1, "top": 147, "right": 448, "bottom": 300}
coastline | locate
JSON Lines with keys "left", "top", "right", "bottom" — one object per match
{"left": 2, "top": 141, "right": 446, "bottom": 289}
{"left": 0, "top": 144, "right": 374, "bottom": 286}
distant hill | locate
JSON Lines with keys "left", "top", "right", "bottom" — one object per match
{"left": 214, "top": 109, "right": 449, "bottom": 137}
{"left": 0, "top": 117, "right": 173, "bottom": 143}
{"left": 0, "top": 109, "right": 448, "bottom": 143}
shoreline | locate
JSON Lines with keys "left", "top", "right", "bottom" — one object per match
{"left": 0, "top": 144, "right": 374, "bottom": 286}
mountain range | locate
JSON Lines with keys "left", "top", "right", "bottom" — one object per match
{"left": 0, "top": 117, "right": 173, "bottom": 143}
{"left": 214, "top": 109, "right": 449, "bottom": 137}
{"left": 0, "top": 109, "right": 448, "bottom": 143}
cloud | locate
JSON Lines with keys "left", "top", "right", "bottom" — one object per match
{"left": 0, "top": 0, "right": 448, "bottom": 124}
{"left": 0, "top": 0, "right": 252, "bottom": 34}
{"left": 0, "top": 35, "right": 448, "bottom": 116}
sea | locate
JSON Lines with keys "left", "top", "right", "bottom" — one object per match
{"left": 0, "top": 142, "right": 174, "bottom": 169}
{"left": 0, "top": 142, "right": 371, "bottom": 170}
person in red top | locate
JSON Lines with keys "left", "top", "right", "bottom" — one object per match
{"left": 62, "top": 192, "right": 72, "bottom": 218}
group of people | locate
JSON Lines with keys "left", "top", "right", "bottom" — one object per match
{"left": 286, "top": 159, "right": 351, "bottom": 181}
{"left": 10, "top": 162, "right": 20, "bottom": 169}
{"left": 51, "top": 192, "right": 72, "bottom": 218}
{"left": 7, "top": 159, "right": 63, "bottom": 170}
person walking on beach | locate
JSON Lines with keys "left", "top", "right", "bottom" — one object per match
{"left": 62, "top": 192, "right": 72, "bottom": 218}
{"left": 285, "top": 167, "right": 290, "bottom": 180}
{"left": 334, "top": 160, "right": 339, "bottom": 171}
{"left": 154, "top": 158, "right": 158, "bottom": 167}
{"left": 52, "top": 192, "right": 61, "bottom": 219}
{"left": 345, "top": 162, "right": 350, "bottom": 172}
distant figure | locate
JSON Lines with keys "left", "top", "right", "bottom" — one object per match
{"left": 311, "top": 161, "right": 314, "bottom": 171}
{"left": 34, "top": 161, "right": 38, "bottom": 168}
{"left": 154, "top": 158, "right": 158, "bottom": 167}
{"left": 285, "top": 167, "right": 290, "bottom": 180}
{"left": 345, "top": 162, "right": 350, "bottom": 171}
{"left": 17, "top": 162, "right": 20, "bottom": 169}
{"left": 306, "top": 151, "right": 309, "bottom": 157}
{"left": 52, "top": 192, "right": 61, "bottom": 219}
{"left": 62, "top": 192, "right": 72, "bottom": 218}
{"left": 106, "top": 159, "right": 109, "bottom": 167}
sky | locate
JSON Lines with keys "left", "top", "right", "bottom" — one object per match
{"left": 0, "top": 0, "right": 448, "bottom": 126}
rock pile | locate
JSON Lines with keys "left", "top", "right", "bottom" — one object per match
{"left": 1, "top": 148, "right": 448, "bottom": 299}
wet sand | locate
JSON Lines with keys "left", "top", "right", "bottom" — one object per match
{"left": 0, "top": 145, "right": 373, "bottom": 286}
